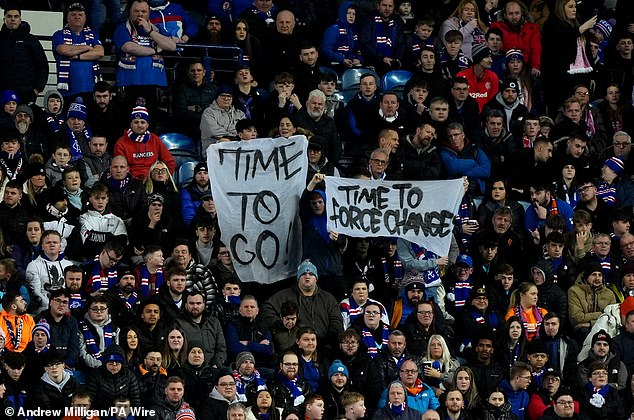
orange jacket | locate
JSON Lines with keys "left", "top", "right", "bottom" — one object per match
{"left": 0, "top": 309, "right": 35, "bottom": 352}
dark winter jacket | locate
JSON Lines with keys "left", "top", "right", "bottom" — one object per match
{"left": 0, "top": 22, "right": 48, "bottom": 101}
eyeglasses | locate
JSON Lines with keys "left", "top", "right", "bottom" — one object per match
{"left": 577, "top": 185, "right": 594, "bottom": 193}
{"left": 545, "top": 376, "right": 560, "bottom": 382}
{"left": 218, "top": 382, "right": 236, "bottom": 387}
{"left": 575, "top": 91, "right": 590, "bottom": 96}
{"left": 365, "top": 310, "right": 380, "bottom": 316}
{"left": 282, "top": 362, "right": 299, "bottom": 367}
{"left": 52, "top": 298, "right": 69, "bottom": 305}
{"left": 152, "top": 168, "right": 168, "bottom": 174}
{"left": 341, "top": 341, "right": 359, "bottom": 346}
{"left": 615, "top": 141, "right": 632, "bottom": 148}
{"left": 417, "top": 310, "right": 433, "bottom": 316}
{"left": 370, "top": 158, "right": 387, "bottom": 166}
{"left": 107, "top": 252, "right": 122, "bottom": 264}
{"left": 556, "top": 400, "right": 574, "bottom": 405}
{"left": 90, "top": 306, "right": 108, "bottom": 312}
{"left": 591, "top": 371, "right": 608, "bottom": 376}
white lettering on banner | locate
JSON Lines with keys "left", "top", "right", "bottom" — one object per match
{"left": 325, "top": 177, "right": 464, "bottom": 256}
{"left": 208, "top": 136, "right": 308, "bottom": 283}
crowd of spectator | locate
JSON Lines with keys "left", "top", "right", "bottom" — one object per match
{"left": 0, "top": 0, "right": 634, "bottom": 418}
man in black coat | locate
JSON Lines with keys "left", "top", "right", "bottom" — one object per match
{"left": 0, "top": 7, "right": 48, "bottom": 104}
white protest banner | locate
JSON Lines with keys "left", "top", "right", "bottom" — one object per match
{"left": 207, "top": 136, "right": 308, "bottom": 283}
{"left": 325, "top": 177, "right": 464, "bottom": 256}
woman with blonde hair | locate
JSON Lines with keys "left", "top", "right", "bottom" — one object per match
{"left": 421, "top": 334, "right": 460, "bottom": 396}
{"left": 505, "top": 282, "right": 548, "bottom": 341}
{"left": 439, "top": 0, "right": 488, "bottom": 60}
{"left": 144, "top": 160, "right": 180, "bottom": 223}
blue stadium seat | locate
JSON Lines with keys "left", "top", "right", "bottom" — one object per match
{"left": 381, "top": 70, "right": 413, "bottom": 99}
{"left": 341, "top": 68, "right": 378, "bottom": 103}
{"left": 176, "top": 160, "right": 198, "bottom": 187}
{"left": 160, "top": 133, "right": 197, "bottom": 154}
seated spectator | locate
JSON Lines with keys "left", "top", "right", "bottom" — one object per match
{"left": 579, "top": 361, "right": 624, "bottom": 420}
{"left": 293, "top": 89, "right": 341, "bottom": 165}
{"left": 78, "top": 295, "right": 120, "bottom": 370}
{"left": 200, "top": 366, "right": 242, "bottom": 418}
{"left": 113, "top": 106, "right": 175, "bottom": 181}
{"left": 378, "top": 358, "right": 440, "bottom": 412}
{"left": 30, "top": 351, "right": 79, "bottom": 412}
{"left": 86, "top": 344, "right": 142, "bottom": 410}
{"left": 246, "top": 388, "right": 284, "bottom": 420}
{"left": 172, "top": 60, "right": 217, "bottom": 140}
{"left": 167, "top": 239, "right": 219, "bottom": 310}
{"left": 98, "top": 156, "right": 146, "bottom": 226}
{"left": 480, "top": 388, "right": 519, "bottom": 420}
{"left": 295, "top": 326, "right": 328, "bottom": 392}
{"left": 318, "top": 359, "right": 351, "bottom": 418}
{"left": 200, "top": 85, "right": 246, "bottom": 152}
{"left": 82, "top": 241, "right": 124, "bottom": 296}
{"left": 129, "top": 193, "right": 177, "bottom": 254}
{"left": 374, "top": 380, "right": 426, "bottom": 419}
{"left": 261, "top": 259, "right": 343, "bottom": 350}
{"left": 179, "top": 340, "right": 214, "bottom": 410}
{"left": 225, "top": 296, "right": 274, "bottom": 366}
{"left": 26, "top": 230, "right": 73, "bottom": 314}
{"left": 268, "top": 351, "right": 312, "bottom": 411}
{"left": 597, "top": 157, "right": 634, "bottom": 209}
{"left": 149, "top": 376, "right": 195, "bottom": 420}
{"left": 577, "top": 330, "right": 627, "bottom": 392}
{"left": 176, "top": 290, "right": 226, "bottom": 367}
{"left": 36, "top": 288, "right": 80, "bottom": 369}
{"left": 341, "top": 391, "right": 367, "bottom": 420}
{"left": 232, "top": 351, "right": 266, "bottom": 403}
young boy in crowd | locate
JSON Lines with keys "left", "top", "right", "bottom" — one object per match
{"left": 42, "top": 90, "right": 65, "bottom": 136}
{"left": 342, "top": 392, "right": 367, "bottom": 420}
{"left": 45, "top": 143, "right": 72, "bottom": 186}
{"left": 439, "top": 30, "right": 470, "bottom": 80}
{"left": 318, "top": 72, "right": 344, "bottom": 119}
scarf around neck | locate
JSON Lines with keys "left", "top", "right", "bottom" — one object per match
{"left": 57, "top": 25, "right": 101, "bottom": 91}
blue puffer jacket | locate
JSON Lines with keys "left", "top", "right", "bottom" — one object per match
{"left": 321, "top": 2, "right": 363, "bottom": 65}
{"left": 377, "top": 381, "right": 440, "bottom": 413}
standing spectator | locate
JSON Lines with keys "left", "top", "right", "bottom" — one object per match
{"left": 113, "top": 0, "right": 177, "bottom": 113}
{"left": 52, "top": 3, "right": 104, "bottom": 99}
{"left": 0, "top": 7, "right": 48, "bottom": 104}
{"left": 541, "top": 0, "right": 597, "bottom": 115}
